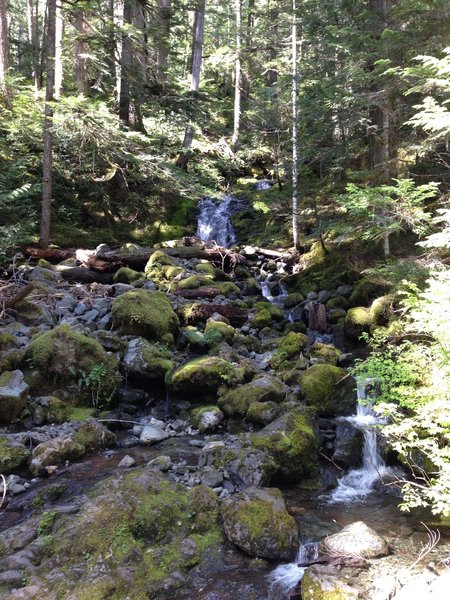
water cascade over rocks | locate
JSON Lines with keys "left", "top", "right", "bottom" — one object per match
{"left": 196, "top": 194, "right": 238, "bottom": 247}
{"left": 268, "top": 541, "right": 319, "bottom": 599}
{"left": 328, "top": 378, "right": 389, "bottom": 503}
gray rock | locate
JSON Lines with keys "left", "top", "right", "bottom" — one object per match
{"left": 332, "top": 421, "right": 363, "bottom": 468}
{"left": 56, "top": 295, "right": 77, "bottom": 312}
{"left": 301, "top": 564, "right": 359, "bottom": 599}
{"left": 200, "top": 466, "right": 223, "bottom": 488}
{"left": 0, "top": 370, "right": 29, "bottom": 423}
{"left": 306, "top": 291, "right": 318, "bottom": 301}
{"left": 30, "top": 436, "right": 85, "bottom": 476}
{"left": 147, "top": 455, "right": 173, "bottom": 471}
{"left": 336, "top": 285, "right": 353, "bottom": 297}
{"left": 319, "top": 521, "right": 389, "bottom": 558}
{"left": 318, "top": 290, "right": 332, "bottom": 303}
{"left": 97, "top": 314, "right": 113, "bottom": 330}
{"left": 198, "top": 409, "right": 223, "bottom": 433}
{"left": 139, "top": 425, "right": 169, "bottom": 444}
{"left": 118, "top": 455, "right": 136, "bottom": 468}
{"left": 84, "top": 308, "right": 99, "bottom": 323}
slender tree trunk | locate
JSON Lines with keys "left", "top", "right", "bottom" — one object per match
{"left": 291, "top": 0, "right": 299, "bottom": 250}
{"left": 114, "top": 0, "right": 124, "bottom": 107}
{"left": 231, "top": 0, "right": 242, "bottom": 147}
{"left": 176, "top": 0, "right": 206, "bottom": 170}
{"left": 156, "top": 0, "right": 171, "bottom": 85}
{"left": 267, "top": 1, "right": 278, "bottom": 88}
{"left": 40, "top": 0, "right": 56, "bottom": 249}
{"left": 27, "top": 0, "right": 40, "bottom": 97}
{"left": 0, "top": 0, "right": 9, "bottom": 90}
{"left": 119, "top": 0, "right": 132, "bottom": 125}
{"left": 75, "top": 10, "right": 88, "bottom": 95}
{"left": 54, "top": 2, "right": 64, "bottom": 98}
{"left": 241, "top": 0, "right": 254, "bottom": 102}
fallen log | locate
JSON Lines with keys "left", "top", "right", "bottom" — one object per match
{"left": 55, "top": 266, "right": 114, "bottom": 284}
{"left": 24, "top": 247, "right": 74, "bottom": 262}
{"left": 241, "top": 245, "right": 294, "bottom": 259}
{"left": 75, "top": 250, "right": 120, "bottom": 273}
{"left": 183, "top": 303, "right": 248, "bottom": 326}
{"left": 4, "top": 282, "right": 37, "bottom": 309}
{"left": 173, "top": 287, "right": 223, "bottom": 299}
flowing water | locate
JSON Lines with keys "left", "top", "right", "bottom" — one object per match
{"left": 196, "top": 194, "right": 237, "bottom": 247}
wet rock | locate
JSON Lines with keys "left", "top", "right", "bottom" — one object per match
{"left": 170, "top": 356, "right": 242, "bottom": 402}
{"left": 246, "top": 400, "right": 280, "bottom": 425}
{"left": 226, "top": 447, "right": 277, "bottom": 487}
{"left": 118, "top": 455, "right": 135, "bottom": 468}
{"left": 319, "top": 521, "right": 389, "bottom": 558}
{"left": 0, "top": 435, "right": 29, "bottom": 474}
{"left": 139, "top": 424, "right": 169, "bottom": 444}
{"left": 0, "top": 370, "right": 29, "bottom": 423}
{"left": 122, "top": 337, "right": 173, "bottom": 382}
{"left": 218, "top": 374, "right": 285, "bottom": 417}
{"left": 30, "top": 436, "right": 85, "bottom": 476}
{"left": 298, "top": 364, "right": 357, "bottom": 417}
{"left": 220, "top": 486, "right": 298, "bottom": 560}
{"left": 301, "top": 564, "right": 359, "bottom": 599}
{"left": 73, "top": 418, "right": 117, "bottom": 451}
{"left": 332, "top": 421, "right": 363, "bottom": 468}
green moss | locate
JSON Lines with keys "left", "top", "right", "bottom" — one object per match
{"left": 369, "top": 294, "right": 394, "bottom": 326}
{"left": 179, "top": 326, "right": 210, "bottom": 351}
{"left": 284, "top": 292, "right": 305, "bottom": 308}
{"left": 25, "top": 325, "right": 121, "bottom": 406}
{"left": 348, "top": 278, "right": 390, "bottom": 307}
{"left": 254, "top": 302, "right": 284, "bottom": 321}
{"left": 146, "top": 250, "right": 175, "bottom": 268}
{"left": 279, "top": 332, "right": 308, "bottom": 357}
{"left": 37, "top": 511, "right": 57, "bottom": 535}
{"left": 195, "top": 263, "right": 231, "bottom": 281}
{"left": 285, "top": 321, "right": 307, "bottom": 334}
{"left": 177, "top": 274, "right": 215, "bottom": 289}
{"left": 253, "top": 308, "right": 273, "bottom": 329}
{"left": 298, "top": 364, "right": 356, "bottom": 417}
{"left": 326, "top": 295, "right": 349, "bottom": 310}
{"left": 309, "top": 342, "right": 341, "bottom": 365}
{"left": 344, "top": 307, "right": 373, "bottom": 339}
{"left": 246, "top": 401, "right": 280, "bottom": 424}
{"left": 112, "top": 289, "right": 179, "bottom": 342}
{"left": 204, "top": 320, "right": 236, "bottom": 345}
{"left": 0, "top": 332, "right": 19, "bottom": 350}
{"left": 113, "top": 267, "right": 142, "bottom": 284}
{"left": 45, "top": 397, "right": 71, "bottom": 423}
{"left": 73, "top": 419, "right": 116, "bottom": 451}
{"left": 68, "top": 407, "right": 97, "bottom": 421}
{"left": 0, "top": 435, "right": 29, "bottom": 473}
{"left": 218, "top": 376, "right": 285, "bottom": 417}
{"left": 170, "top": 356, "right": 241, "bottom": 401}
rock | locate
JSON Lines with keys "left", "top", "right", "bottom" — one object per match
{"left": 0, "top": 370, "right": 29, "bottom": 423}
{"left": 147, "top": 455, "right": 173, "bottom": 471}
{"left": 14, "top": 300, "right": 53, "bottom": 327}
{"left": 111, "top": 289, "right": 179, "bottom": 344}
{"left": 139, "top": 424, "right": 169, "bottom": 444}
{"left": 35, "top": 396, "right": 71, "bottom": 424}
{"left": 0, "top": 435, "right": 29, "bottom": 474}
{"left": 301, "top": 564, "right": 359, "bottom": 599}
{"left": 344, "top": 306, "right": 373, "bottom": 339}
{"left": 225, "top": 447, "right": 277, "bottom": 487}
{"left": 332, "top": 421, "right": 363, "bottom": 468}
{"left": 170, "top": 356, "right": 242, "bottom": 402}
{"left": 220, "top": 487, "right": 298, "bottom": 560}
{"left": 122, "top": 337, "right": 173, "bottom": 383}
{"left": 190, "top": 405, "right": 224, "bottom": 432}
{"left": 309, "top": 342, "right": 341, "bottom": 366}
{"left": 118, "top": 455, "right": 135, "bottom": 468}
{"left": 204, "top": 319, "right": 237, "bottom": 345}
{"left": 319, "top": 521, "right": 389, "bottom": 558}
{"left": 200, "top": 466, "right": 223, "bottom": 488}
{"left": 252, "top": 408, "right": 319, "bottom": 481}
{"left": 30, "top": 436, "right": 85, "bottom": 476}
{"left": 218, "top": 374, "right": 285, "bottom": 417}
{"left": 73, "top": 418, "right": 117, "bottom": 451}
{"left": 113, "top": 267, "right": 142, "bottom": 284}
{"left": 246, "top": 400, "right": 280, "bottom": 424}
{"left": 298, "top": 364, "right": 356, "bottom": 417}
{"left": 24, "top": 325, "right": 121, "bottom": 406}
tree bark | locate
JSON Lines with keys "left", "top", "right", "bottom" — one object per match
{"left": 176, "top": 0, "right": 206, "bottom": 170}
{"left": 119, "top": 0, "right": 132, "bottom": 125}
{"left": 54, "top": 2, "right": 64, "bottom": 98}
{"left": 0, "top": 0, "right": 9, "bottom": 90}
{"left": 231, "top": 0, "right": 242, "bottom": 147}
{"left": 75, "top": 10, "right": 88, "bottom": 95}
{"left": 156, "top": 0, "right": 171, "bottom": 85}
{"left": 26, "top": 0, "right": 40, "bottom": 96}
{"left": 39, "top": 0, "right": 56, "bottom": 249}
{"left": 291, "top": 0, "right": 299, "bottom": 250}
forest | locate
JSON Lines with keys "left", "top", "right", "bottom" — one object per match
{"left": 0, "top": 0, "right": 449, "bottom": 598}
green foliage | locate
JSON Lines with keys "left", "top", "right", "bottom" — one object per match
{"left": 78, "top": 365, "right": 108, "bottom": 409}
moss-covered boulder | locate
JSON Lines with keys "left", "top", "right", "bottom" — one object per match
{"left": 298, "top": 364, "right": 356, "bottom": 417}
{"left": 301, "top": 564, "right": 359, "bottom": 600}
{"left": 25, "top": 325, "right": 120, "bottom": 406}
{"left": 348, "top": 278, "right": 390, "bottom": 307}
{"left": 220, "top": 487, "right": 298, "bottom": 560}
{"left": 253, "top": 308, "right": 273, "bottom": 329}
{"left": 176, "top": 275, "right": 241, "bottom": 297}
{"left": 112, "top": 289, "right": 179, "bottom": 343}
{"left": 113, "top": 266, "right": 142, "bottom": 284}
{"left": 218, "top": 375, "right": 285, "bottom": 417}
{"left": 73, "top": 418, "right": 116, "bottom": 452}
{"left": 13, "top": 299, "right": 53, "bottom": 327}
{"left": 30, "top": 436, "right": 85, "bottom": 476}
{"left": 344, "top": 307, "right": 373, "bottom": 339}
{"left": 195, "top": 262, "right": 231, "bottom": 281}
{"left": 0, "top": 370, "right": 29, "bottom": 423}
{"left": 170, "top": 356, "right": 242, "bottom": 402}
{"left": 0, "top": 435, "right": 29, "bottom": 474}
{"left": 252, "top": 409, "right": 319, "bottom": 481}
{"left": 0, "top": 333, "right": 23, "bottom": 372}
{"left": 204, "top": 319, "right": 236, "bottom": 345}
{"left": 35, "top": 396, "right": 71, "bottom": 424}
{"left": 122, "top": 337, "right": 173, "bottom": 382}
{"left": 309, "top": 342, "right": 341, "bottom": 365}
{"left": 246, "top": 401, "right": 281, "bottom": 425}
{"left": 284, "top": 292, "right": 305, "bottom": 308}
{"left": 190, "top": 405, "right": 224, "bottom": 432}
{"left": 179, "top": 326, "right": 210, "bottom": 352}
{"left": 146, "top": 250, "right": 175, "bottom": 268}
{"left": 254, "top": 301, "right": 284, "bottom": 321}
{"left": 326, "top": 295, "right": 349, "bottom": 310}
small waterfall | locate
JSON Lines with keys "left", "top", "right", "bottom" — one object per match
{"left": 255, "top": 179, "right": 272, "bottom": 190}
{"left": 267, "top": 541, "right": 319, "bottom": 599}
{"left": 328, "top": 378, "right": 388, "bottom": 504}
{"left": 196, "top": 194, "right": 236, "bottom": 248}
{"left": 260, "top": 277, "right": 289, "bottom": 308}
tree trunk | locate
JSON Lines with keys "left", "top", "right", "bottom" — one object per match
{"left": 267, "top": 1, "right": 278, "bottom": 88}
{"left": 26, "top": 0, "right": 40, "bottom": 96}
{"left": 383, "top": 232, "right": 390, "bottom": 257}
{"left": 54, "top": 2, "right": 64, "bottom": 98}
{"left": 75, "top": 10, "right": 88, "bottom": 95}
{"left": 0, "top": 0, "right": 9, "bottom": 90}
{"left": 119, "top": 0, "right": 132, "bottom": 125}
{"left": 176, "top": 0, "right": 206, "bottom": 170}
{"left": 291, "top": 0, "right": 299, "bottom": 250}
{"left": 39, "top": 0, "right": 56, "bottom": 249}
{"left": 231, "top": 0, "right": 242, "bottom": 147}
{"left": 156, "top": 0, "right": 171, "bottom": 85}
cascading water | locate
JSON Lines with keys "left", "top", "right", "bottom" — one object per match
{"left": 267, "top": 541, "right": 319, "bottom": 599}
{"left": 196, "top": 194, "right": 236, "bottom": 248}
{"left": 328, "top": 378, "right": 388, "bottom": 504}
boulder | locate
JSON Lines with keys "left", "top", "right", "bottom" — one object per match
{"left": 30, "top": 436, "right": 85, "bottom": 476}
{"left": 225, "top": 448, "right": 277, "bottom": 487}
{"left": 301, "top": 564, "right": 359, "bottom": 600}
{"left": 309, "top": 342, "right": 341, "bottom": 366}
{"left": 0, "top": 436, "right": 29, "bottom": 474}
{"left": 0, "top": 370, "right": 29, "bottom": 423}
{"left": 73, "top": 419, "right": 117, "bottom": 451}
{"left": 220, "top": 487, "right": 298, "bottom": 560}
{"left": 113, "top": 267, "right": 142, "bottom": 284}
{"left": 319, "top": 521, "right": 389, "bottom": 559}
{"left": 111, "top": 289, "right": 179, "bottom": 343}
{"left": 344, "top": 307, "right": 373, "bottom": 339}
{"left": 170, "top": 356, "right": 241, "bottom": 402}
{"left": 298, "top": 364, "right": 356, "bottom": 417}
{"left": 218, "top": 375, "right": 285, "bottom": 417}
{"left": 252, "top": 408, "right": 319, "bottom": 481}
{"left": 122, "top": 337, "right": 173, "bottom": 382}
{"left": 139, "top": 424, "right": 169, "bottom": 444}
{"left": 190, "top": 405, "right": 224, "bottom": 433}
{"left": 332, "top": 421, "right": 363, "bottom": 468}
{"left": 246, "top": 401, "right": 280, "bottom": 425}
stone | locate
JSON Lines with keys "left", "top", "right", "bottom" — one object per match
{"left": 332, "top": 421, "right": 363, "bottom": 468}
{"left": 220, "top": 486, "right": 299, "bottom": 560}
{"left": 200, "top": 467, "right": 223, "bottom": 488}
{"left": 246, "top": 401, "right": 280, "bottom": 425}
{"left": 225, "top": 447, "right": 277, "bottom": 487}
{"left": 218, "top": 374, "right": 285, "bottom": 417}
{"left": 31, "top": 436, "right": 85, "bottom": 476}
{"left": 122, "top": 337, "right": 173, "bottom": 382}
{"left": 319, "top": 521, "right": 389, "bottom": 558}
{"left": 0, "top": 370, "right": 29, "bottom": 423}
{"left": 309, "top": 342, "right": 341, "bottom": 366}
{"left": 298, "top": 364, "right": 357, "bottom": 417}
{"left": 0, "top": 435, "right": 29, "bottom": 474}
{"left": 118, "top": 455, "right": 136, "bottom": 468}
{"left": 73, "top": 419, "right": 117, "bottom": 451}
{"left": 147, "top": 455, "right": 173, "bottom": 471}
{"left": 191, "top": 406, "right": 224, "bottom": 433}
{"left": 139, "top": 425, "right": 169, "bottom": 444}
{"left": 301, "top": 564, "right": 359, "bottom": 599}
{"left": 344, "top": 306, "right": 373, "bottom": 339}
{"left": 170, "top": 356, "right": 241, "bottom": 402}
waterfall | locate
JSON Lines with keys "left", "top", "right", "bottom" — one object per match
{"left": 328, "top": 378, "right": 388, "bottom": 504}
{"left": 267, "top": 542, "right": 319, "bottom": 599}
{"left": 196, "top": 194, "right": 236, "bottom": 248}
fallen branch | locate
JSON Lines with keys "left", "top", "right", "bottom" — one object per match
{"left": 4, "top": 282, "right": 36, "bottom": 309}
{"left": 319, "top": 452, "right": 344, "bottom": 471}
{"left": 0, "top": 474, "right": 7, "bottom": 509}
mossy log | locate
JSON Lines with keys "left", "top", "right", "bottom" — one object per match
{"left": 182, "top": 303, "right": 248, "bottom": 325}
{"left": 55, "top": 266, "right": 114, "bottom": 284}
{"left": 173, "top": 287, "right": 224, "bottom": 299}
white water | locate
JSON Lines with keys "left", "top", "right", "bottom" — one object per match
{"left": 260, "top": 277, "right": 289, "bottom": 307}
{"left": 267, "top": 542, "right": 319, "bottom": 599}
{"left": 196, "top": 194, "right": 236, "bottom": 248}
{"left": 328, "top": 378, "right": 388, "bottom": 504}
{"left": 256, "top": 179, "right": 272, "bottom": 190}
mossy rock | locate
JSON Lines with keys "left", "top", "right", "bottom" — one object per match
{"left": 279, "top": 332, "right": 308, "bottom": 357}
{"left": 254, "top": 301, "right": 284, "bottom": 321}
{"left": 73, "top": 418, "right": 116, "bottom": 452}
{"left": 14, "top": 299, "right": 52, "bottom": 327}
{"left": 31, "top": 436, "right": 86, "bottom": 476}
{"left": 25, "top": 325, "right": 121, "bottom": 406}
{"left": 370, "top": 294, "right": 394, "bottom": 326}
{"left": 348, "top": 278, "right": 391, "bottom": 307}
{"left": 0, "top": 435, "right": 29, "bottom": 474}
{"left": 253, "top": 308, "right": 273, "bottom": 329}
{"left": 251, "top": 409, "right": 319, "bottom": 481}
{"left": 284, "top": 292, "right": 305, "bottom": 308}
{"left": 204, "top": 320, "right": 236, "bottom": 345}
{"left": 301, "top": 564, "right": 359, "bottom": 600}
{"left": 145, "top": 263, "right": 185, "bottom": 288}
{"left": 146, "top": 250, "right": 176, "bottom": 268}
{"left": 113, "top": 267, "right": 142, "bottom": 284}
{"left": 39, "top": 396, "right": 71, "bottom": 424}
{"left": 179, "top": 326, "right": 210, "bottom": 352}
{"left": 325, "top": 295, "right": 349, "bottom": 310}
{"left": 344, "top": 307, "right": 373, "bottom": 339}
{"left": 195, "top": 262, "right": 231, "bottom": 281}
{"left": 170, "top": 356, "right": 242, "bottom": 402}
{"left": 220, "top": 486, "right": 298, "bottom": 560}
{"left": 112, "top": 289, "right": 179, "bottom": 343}
{"left": 285, "top": 321, "right": 308, "bottom": 334}
{"left": 0, "top": 332, "right": 20, "bottom": 351}
{"left": 309, "top": 342, "right": 341, "bottom": 366}
{"left": 123, "top": 337, "right": 173, "bottom": 382}
{"left": 0, "top": 333, "right": 23, "bottom": 371}
{"left": 298, "top": 364, "right": 356, "bottom": 417}
{"left": 190, "top": 405, "right": 224, "bottom": 432}
{"left": 0, "top": 370, "right": 29, "bottom": 423}
{"left": 247, "top": 401, "right": 281, "bottom": 425}
{"left": 177, "top": 274, "right": 215, "bottom": 290}
{"left": 327, "top": 308, "right": 347, "bottom": 324}
{"left": 218, "top": 375, "right": 285, "bottom": 417}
